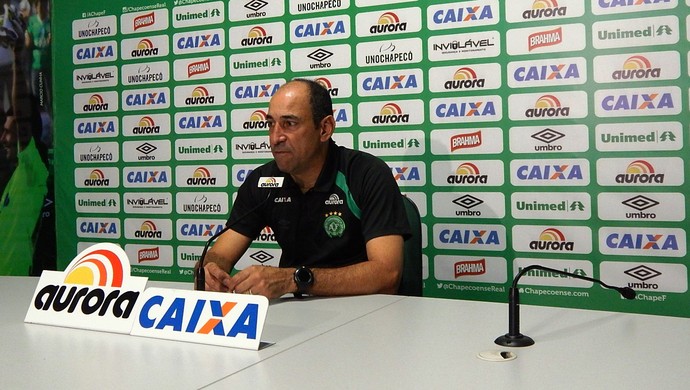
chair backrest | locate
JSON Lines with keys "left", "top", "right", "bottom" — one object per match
{"left": 398, "top": 195, "right": 422, "bottom": 296}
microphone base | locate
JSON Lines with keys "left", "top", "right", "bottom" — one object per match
{"left": 495, "top": 333, "right": 535, "bottom": 347}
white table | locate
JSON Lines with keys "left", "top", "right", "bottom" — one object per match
{"left": 2, "top": 276, "right": 689, "bottom": 389}
{"left": 212, "top": 296, "right": 690, "bottom": 390}
{"left": 0, "top": 277, "right": 403, "bottom": 389}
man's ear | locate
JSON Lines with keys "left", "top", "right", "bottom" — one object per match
{"left": 319, "top": 115, "right": 335, "bottom": 141}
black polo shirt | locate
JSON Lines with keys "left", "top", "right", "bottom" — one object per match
{"left": 227, "top": 141, "right": 411, "bottom": 268}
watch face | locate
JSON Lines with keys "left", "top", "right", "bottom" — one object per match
{"left": 296, "top": 267, "right": 313, "bottom": 285}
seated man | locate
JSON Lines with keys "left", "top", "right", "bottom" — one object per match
{"left": 199, "top": 79, "right": 410, "bottom": 298}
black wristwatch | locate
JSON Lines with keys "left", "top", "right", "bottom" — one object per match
{"left": 293, "top": 266, "right": 314, "bottom": 297}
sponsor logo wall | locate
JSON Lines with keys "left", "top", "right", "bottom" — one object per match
{"left": 54, "top": 0, "right": 690, "bottom": 317}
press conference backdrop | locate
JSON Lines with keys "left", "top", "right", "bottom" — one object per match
{"left": 53, "top": 0, "right": 690, "bottom": 317}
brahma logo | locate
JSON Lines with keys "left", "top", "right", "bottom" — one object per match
{"left": 137, "top": 247, "right": 160, "bottom": 263}
{"left": 370, "top": 12, "right": 407, "bottom": 34}
{"left": 529, "top": 228, "right": 574, "bottom": 251}
{"left": 451, "top": 131, "right": 482, "bottom": 152}
{"left": 187, "top": 86, "right": 214, "bottom": 105}
{"left": 447, "top": 162, "right": 488, "bottom": 184}
{"left": 84, "top": 169, "right": 110, "bottom": 187}
{"left": 134, "top": 12, "right": 155, "bottom": 31}
{"left": 188, "top": 58, "right": 211, "bottom": 78}
{"left": 25, "top": 243, "right": 147, "bottom": 334}
{"left": 526, "top": 94, "right": 569, "bottom": 118}
{"left": 613, "top": 55, "right": 661, "bottom": 80}
{"left": 131, "top": 39, "right": 159, "bottom": 57}
{"left": 83, "top": 94, "right": 109, "bottom": 112}
{"left": 601, "top": 227, "right": 684, "bottom": 257}
{"left": 528, "top": 26, "right": 562, "bottom": 51}
{"left": 242, "top": 26, "right": 272, "bottom": 46}
{"left": 187, "top": 167, "right": 217, "bottom": 186}
{"left": 244, "top": 110, "right": 268, "bottom": 130}
{"left": 134, "top": 116, "right": 160, "bottom": 135}
{"left": 445, "top": 67, "right": 485, "bottom": 90}
{"left": 372, "top": 103, "right": 409, "bottom": 124}
{"left": 615, "top": 160, "right": 664, "bottom": 184}
{"left": 523, "top": 0, "right": 567, "bottom": 19}
{"left": 455, "top": 259, "right": 486, "bottom": 278}
{"left": 135, "top": 220, "right": 163, "bottom": 239}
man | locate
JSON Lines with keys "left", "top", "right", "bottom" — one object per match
{"left": 200, "top": 79, "right": 410, "bottom": 298}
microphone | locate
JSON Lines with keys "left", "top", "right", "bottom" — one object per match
{"left": 494, "top": 264, "right": 636, "bottom": 347}
{"left": 194, "top": 188, "right": 275, "bottom": 291}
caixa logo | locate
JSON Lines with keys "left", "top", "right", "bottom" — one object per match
{"left": 124, "top": 167, "right": 171, "bottom": 188}
{"left": 389, "top": 162, "right": 425, "bottom": 186}
{"left": 176, "top": 30, "right": 223, "bottom": 52}
{"left": 131, "top": 288, "right": 269, "bottom": 349}
{"left": 137, "top": 296, "right": 261, "bottom": 339}
{"left": 232, "top": 81, "right": 281, "bottom": 102}
{"left": 178, "top": 112, "right": 224, "bottom": 131}
{"left": 123, "top": 88, "right": 169, "bottom": 111}
{"left": 75, "top": 118, "right": 117, "bottom": 137}
{"left": 77, "top": 217, "right": 120, "bottom": 238}
{"left": 179, "top": 222, "right": 224, "bottom": 239}
{"left": 600, "top": 227, "right": 685, "bottom": 257}
{"left": 73, "top": 41, "right": 117, "bottom": 64}
{"left": 430, "top": 0, "right": 497, "bottom": 27}
{"left": 513, "top": 159, "right": 588, "bottom": 186}
{"left": 597, "top": 87, "right": 679, "bottom": 117}
{"left": 434, "top": 223, "right": 506, "bottom": 251}
{"left": 430, "top": 96, "right": 501, "bottom": 124}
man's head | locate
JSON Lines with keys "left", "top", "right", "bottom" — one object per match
{"left": 266, "top": 79, "right": 335, "bottom": 183}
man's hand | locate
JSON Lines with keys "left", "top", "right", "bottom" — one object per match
{"left": 202, "top": 262, "right": 233, "bottom": 293}
{"left": 227, "top": 266, "right": 295, "bottom": 299}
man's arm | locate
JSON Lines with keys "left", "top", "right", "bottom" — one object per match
{"left": 227, "top": 234, "right": 404, "bottom": 298}
{"left": 200, "top": 228, "right": 253, "bottom": 292}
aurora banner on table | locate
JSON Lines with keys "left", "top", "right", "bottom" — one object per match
{"left": 53, "top": 0, "right": 690, "bottom": 317}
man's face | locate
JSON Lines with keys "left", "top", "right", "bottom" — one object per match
{"left": 266, "top": 83, "right": 325, "bottom": 176}
{"left": 0, "top": 116, "right": 17, "bottom": 161}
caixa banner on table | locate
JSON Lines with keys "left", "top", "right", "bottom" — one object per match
{"left": 25, "top": 243, "right": 269, "bottom": 350}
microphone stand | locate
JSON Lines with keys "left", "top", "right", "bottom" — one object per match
{"left": 495, "top": 264, "right": 636, "bottom": 347}
{"left": 195, "top": 189, "right": 274, "bottom": 291}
